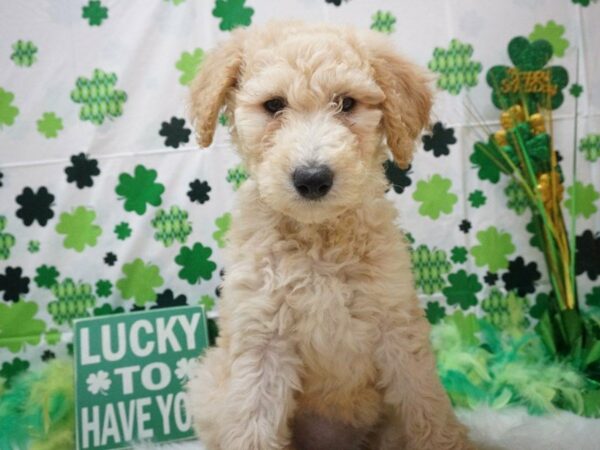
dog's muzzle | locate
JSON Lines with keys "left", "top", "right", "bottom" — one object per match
{"left": 292, "top": 164, "right": 334, "bottom": 200}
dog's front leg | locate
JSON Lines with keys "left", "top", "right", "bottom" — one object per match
{"left": 374, "top": 305, "right": 475, "bottom": 450}
{"left": 216, "top": 310, "right": 302, "bottom": 450}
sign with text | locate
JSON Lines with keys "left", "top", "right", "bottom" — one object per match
{"left": 74, "top": 306, "right": 208, "bottom": 449}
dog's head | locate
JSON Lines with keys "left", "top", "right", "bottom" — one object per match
{"left": 190, "top": 22, "right": 431, "bottom": 224}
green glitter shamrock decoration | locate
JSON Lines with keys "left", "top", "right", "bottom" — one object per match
{"left": 425, "top": 301, "right": 446, "bottom": 325}
{"left": 0, "top": 87, "right": 19, "bottom": 128}
{"left": 487, "top": 36, "right": 568, "bottom": 111}
{"left": 411, "top": 244, "right": 452, "bottom": 295}
{"left": 200, "top": 295, "right": 216, "bottom": 312}
{"left": 116, "top": 165, "right": 165, "bottom": 215}
{"left": 55, "top": 206, "right": 102, "bottom": 252}
{"left": 34, "top": 265, "right": 59, "bottom": 288}
{"left": 570, "top": 83, "right": 583, "bottom": 98}
{"left": 48, "top": 279, "right": 96, "bottom": 325}
{"left": 0, "top": 300, "right": 46, "bottom": 352}
{"left": 175, "top": 243, "right": 217, "bottom": 285}
{"left": 11, "top": 40, "right": 37, "bottom": 67}
{"left": 212, "top": 0, "right": 254, "bottom": 31}
{"left": 450, "top": 246, "right": 468, "bottom": 264}
{"left": 36, "top": 112, "right": 63, "bottom": 138}
{"left": 116, "top": 259, "right": 164, "bottom": 306}
{"left": 114, "top": 222, "right": 132, "bottom": 240}
{"left": 529, "top": 21, "right": 569, "bottom": 57}
{"left": 504, "top": 179, "right": 530, "bottom": 215}
{"left": 82, "top": 0, "right": 108, "bottom": 26}
{"left": 470, "top": 226, "right": 516, "bottom": 273}
{"left": 371, "top": 11, "right": 396, "bottom": 34}
{"left": 579, "top": 134, "right": 600, "bottom": 162}
{"left": 95, "top": 279, "right": 112, "bottom": 297}
{"left": 0, "top": 216, "right": 16, "bottom": 260}
{"left": 428, "top": 39, "right": 482, "bottom": 95}
{"left": 564, "top": 181, "right": 600, "bottom": 219}
{"left": 213, "top": 212, "right": 232, "bottom": 248}
{"left": 482, "top": 288, "right": 528, "bottom": 333}
{"left": 151, "top": 206, "right": 192, "bottom": 247}
{"left": 468, "top": 190, "right": 486, "bottom": 208}
{"left": 27, "top": 240, "right": 40, "bottom": 253}
{"left": 412, "top": 174, "right": 458, "bottom": 219}
{"left": 443, "top": 270, "right": 482, "bottom": 310}
{"left": 226, "top": 164, "right": 249, "bottom": 190}
{"left": 71, "top": 69, "right": 127, "bottom": 125}
{"left": 176, "top": 49, "right": 204, "bottom": 86}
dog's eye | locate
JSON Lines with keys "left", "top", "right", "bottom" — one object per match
{"left": 341, "top": 97, "right": 356, "bottom": 112}
{"left": 263, "top": 98, "right": 286, "bottom": 114}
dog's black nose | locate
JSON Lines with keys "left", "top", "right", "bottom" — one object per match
{"left": 293, "top": 165, "right": 334, "bottom": 200}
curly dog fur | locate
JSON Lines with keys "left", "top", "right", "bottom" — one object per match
{"left": 185, "top": 22, "right": 475, "bottom": 450}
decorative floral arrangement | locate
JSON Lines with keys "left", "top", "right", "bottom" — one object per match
{"left": 469, "top": 35, "right": 600, "bottom": 413}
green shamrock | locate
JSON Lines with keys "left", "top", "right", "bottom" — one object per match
{"left": 219, "top": 113, "right": 230, "bottom": 126}
{"left": 425, "top": 301, "right": 446, "bottom": 325}
{"left": 175, "top": 243, "right": 217, "bottom": 285}
{"left": 151, "top": 206, "right": 192, "bottom": 247}
{"left": 55, "top": 206, "right": 102, "bottom": 252}
{"left": 37, "top": 112, "right": 63, "bottom": 138}
{"left": 27, "top": 240, "right": 40, "bottom": 253}
{"left": 116, "top": 259, "right": 164, "bottom": 306}
{"left": 213, "top": 212, "right": 232, "bottom": 248}
{"left": 530, "top": 292, "right": 551, "bottom": 319}
{"left": 93, "top": 303, "right": 124, "bottom": 316}
{"left": 570, "top": 83, "right": 583, "bottom": 98}
{"left": 468, "top": 190, "right": 486, "bottom": 208}
{"left": 34, "top": 265, "right": 60, "bottom": 288}
{"left": 116, "top": 165, "right": 165, "bottom": 215}
{"left": 176, "top": 49, "right": 204, "bottom": 86}
{"left": 564, "top": 181, "right": 600, "bottom": 219}
{"left": 572, "top": 0, "right": 591, "bottom": 6}
{"left": 579, "top": 134, "right": 600, "bottom": 162}
{"left": 114, "top": 222, "right": 132, "bottom": 240}
{"left": 226, "top": 164, "right": 249, "bottom": 190}
{"left": 212, "top": 0, "right": 254, "bottom": 31}
{"left": 71, "top": 69, "right": 127, "bottom": 125}
{"left": 413, "top": 174, "right": 458, "bottom": 219}
{"left": 0, "top": 358, "right": 30, "bottom": 388}
{"left": 443, "top": 270, "right": 482, "bottom": 310}
{"left": 481, "top": 288, "right": 528, "bottom": 332}
{"left": 470, "top": 226, "right": 516, "bottom": 273}
{"left": 0, "top": 300, "right": 47, "bottom": 352}
{"left": 443, "top": 310, "right": 481, "bottom": 346}
{"left": 0, "top": 87, "right": 19, "bottom": 128}
{"left": 411, "top": 244, "right": 452, "bottom": 295}
{"left": 371, "top": 11, "right": 396, "bottom": 34}
{"left": 48, "top": 279, "right": 96, "bottom": 325}
{"left": 428, "top": 39, "right": 482, "bottom": 95}
{"left": 96, "top": 279, "right": 112, "bottom": 297}
{"left": 529, "top": 21, "right": 569, "bottom": 57}
{"left": 487, "top": 36, "right": 569, "bottom": 111}
{"left": 504, "top": 179, "right": 530, "bottom": 215}
{"left": 200, "top": 294, "right": 216, "bottom": 312}
{"left": 586, "top": 287, "right": 600, "bottom": 307}
{"left": 451, "top": 246, "right": 468, "bottom": 264}
{"left": 82, "top": 0, "right": 108, "bottom": 26}
{"left": 470, "top": 140, "right": 508, "bottom": 184}
{"left": 11, "top": 40, "right": 37, "bottom": 67}
{"left": 0, "top": 216, "right": 16, "bottom": 260}
{"left": 45, "top": 328, "right": 61, "bottom": 345}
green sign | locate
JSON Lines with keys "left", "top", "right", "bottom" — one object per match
{"left": 74, "top": 306, "right": 208, "bottom": 449}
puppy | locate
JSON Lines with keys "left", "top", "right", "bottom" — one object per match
{"left": 186, "top": 22, "right": 475, "bottom": 450}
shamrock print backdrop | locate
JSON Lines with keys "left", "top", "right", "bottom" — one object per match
{"left": 1, "top": 0, "right": 599, "bottom": 382}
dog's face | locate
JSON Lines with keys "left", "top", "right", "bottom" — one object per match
{"left": 190, "top": 23, "right": 431, "bottom": 224}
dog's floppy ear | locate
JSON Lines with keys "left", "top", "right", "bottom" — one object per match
{"left": 189, "top": 30, "right": 245, "bottom": 148}
{"left": 363, "top": 33, "right": 432, "bottom": 168}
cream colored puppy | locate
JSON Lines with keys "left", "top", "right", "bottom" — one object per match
{"left": 186, "top": 22, "right": 475, "bottom": 450}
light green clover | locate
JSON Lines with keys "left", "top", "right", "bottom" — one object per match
{"left": 213, "top": 212, "right": 232, "bottom": 248}
{"left": 176, "top": 49, "right": 204, "bottom": 86}
{"left": 529, "top": 20, "right": 569, "bottom": 57}
{"left": 55, "top": 206, "right": 102, "bottom": 252}
{"left": 0, "top": 216, "right": 16, "bottom": 260}
{"left": 0, "top": 87, "right": 19, "bottom": 128}
{"left": 0, "top": 301, "right": 47, "bottom": 353}
{"left": 412, "top": 174, "right": 458, "bottom": 219}
{"left": 116, "top": 259, "right": 164, "bottom": 306}
{"left": 470, "top": 226, "right": 515, "bottom": 273}
{"left": 564, "top": 181, "right": 600, "bottom": 219}
{"left": 37, "top": 112, "right": 63, "bottom": 138}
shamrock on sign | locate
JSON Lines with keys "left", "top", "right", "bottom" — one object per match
{"left": 175, "top": 357, "right": 198, "bottom": 383}
{"left": 86, "top": 370, "right": 112, "bottom": 395}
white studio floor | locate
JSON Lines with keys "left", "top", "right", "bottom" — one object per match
{"left": 133, "top": 406, "right": 600, "bottom": 450}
